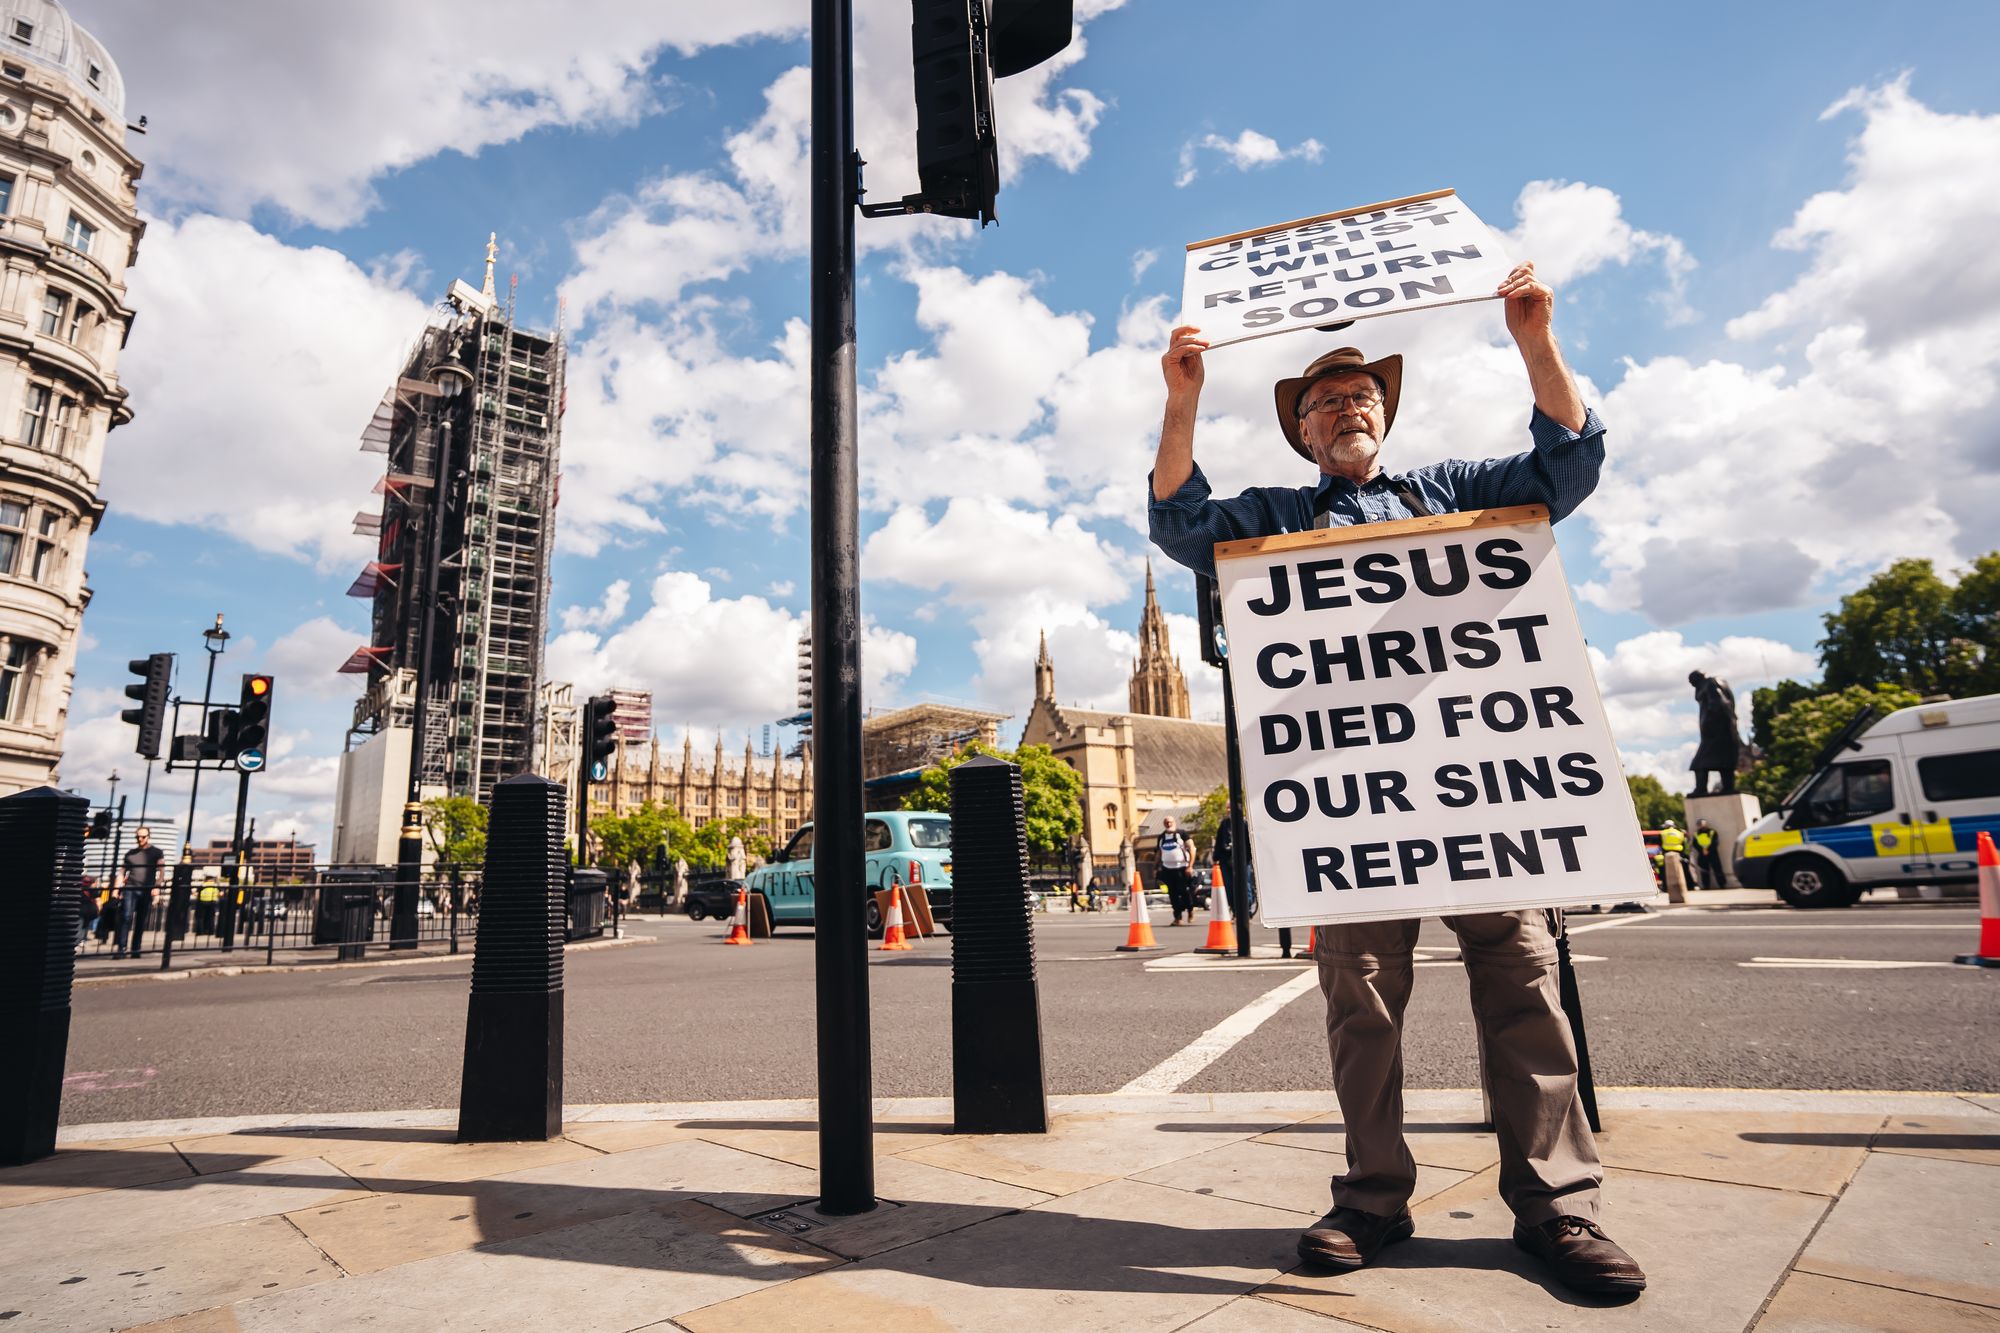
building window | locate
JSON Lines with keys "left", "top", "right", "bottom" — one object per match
{"left": 10, "top": 20, "right": 32, "bottom": 44}
{"left": 1104, "top": 802, "right": 1119, "bottom": 830}
{"left": 63, "top": 213, "right": 95, "bottom": 254}
{"left": 1, "top": 64, "right": 21, "bottom": 80}
{"left": 39, "top": 289, "right": 67, "bottom": 336}
{"left": 19, "top": 384, "right": 48, "bottom": 447}
{"left": 0, "top": 173, "right": 12, "bottom": 211}
{"left": 29, "top": 512, "right": 57, "bottom": 582}
{"left": 0, "top": 499, "right": 26, "bottom": 572}
{"left": 65, "top": 300, "right": 89, "bottom": 344}
{"left": 0, "top": 640, "right": 34, "bottom": 721}
{"left": 49, "top": 396, "right": 77, "bottom": 456}
{"left": 86, "top": 63, "right": 100, "bottom": 89}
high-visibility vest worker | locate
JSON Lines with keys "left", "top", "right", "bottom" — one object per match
{"left": 1660, "top": 822, "right": 1686, "bottom": 854}
{"left": 1694, "top": 829, "right": 1715, "bottom": 852}
{"left": 197, "top": 882, "right": 221, "bottom": 903}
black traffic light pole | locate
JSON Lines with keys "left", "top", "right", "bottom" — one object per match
{"left": 219, "top": 768, "right": 250, "bottom": 951}
{"left": 811, "top": 0, "right": 875, "bottom": 1218}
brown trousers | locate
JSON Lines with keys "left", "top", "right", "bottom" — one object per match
{"left": 1313, "top": 909, "right": 1602, "bottom": 1224}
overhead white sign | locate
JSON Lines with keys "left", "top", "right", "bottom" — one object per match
{"left": 1181, "top": 189, "right": 1513, "bottom": 350}
{"left": 1216, "top": 507, "right": 1655, "bottom": 927}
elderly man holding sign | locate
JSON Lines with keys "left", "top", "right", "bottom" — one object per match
{"left": 1147, "top": 259, "right": 1646, "bottom": 1298}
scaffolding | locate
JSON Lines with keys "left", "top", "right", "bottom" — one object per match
{"left": 340, "top": 246, "right": 564, "bottom": 805}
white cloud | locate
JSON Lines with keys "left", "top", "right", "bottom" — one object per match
{"left": 560, "top": 0, "right": 1123, "bottom": 319}
{"left": 110, "top": 215, "right": 431, "bottom": 567}
{"left": 1507, "top": 179, "right": 1697, "bottom": 324}
{"left": 264, "top": 617, "right": 371, "bottom": 700}
{"left": 1579, "top": 81, "right": 2000, "bottom": 623}
{"left": 546, "top": 569, "right": 915, "bottom": 731}
{"left": 561, "top": 580, "right": 632, "bottom": 632}
{"left": 1175, "top": 129, "right": 1324, "bottom": 188}
{"left": 98, "top": 1, "right": 812, "bottom": 228}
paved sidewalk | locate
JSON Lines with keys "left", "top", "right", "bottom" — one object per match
{"left": 5, "top": 1089, "right": 1997, "bottom": 1331}
{"left": 70, "top": 930, "right": 653, "bottom": 986}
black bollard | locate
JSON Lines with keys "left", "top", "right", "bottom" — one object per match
{"left": 0, "top": 786, "right": 86, "bottom": 1165}
{"left": 948, "top": 755, "right": 1048, "bottom": 1134}
{"left": 458, "top": 774, "right": 567, "bottom": 1142}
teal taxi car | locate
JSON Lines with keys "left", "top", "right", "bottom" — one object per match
{"left": 745, "top": 810, "right": 954, "bottom": 934}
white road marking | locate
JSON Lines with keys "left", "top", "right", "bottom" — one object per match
{"left": 1612, "top": 923, "right": 1969, "bottom": 931}
{"left": 1566, "top": 913, "right": 1671, "bottom": 936}
{"left": 1117, "top": 970, "right": 1322, "bottom": 1095}
{"left": 1740, "top": 956, "right": 1961, "bottom": 970}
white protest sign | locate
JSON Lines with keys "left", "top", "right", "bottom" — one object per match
{"left": 1216, "top": 506, "right": 1655, "bottom": 927}
{"left": 1182, "top": 189, "right": 1514, "bottom": 350}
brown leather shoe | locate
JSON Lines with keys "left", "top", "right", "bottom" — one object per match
{"left": 1296, "top": 1205, "right": 1414, "bottom": 1270}
{"left": 1513, "top": 1216, "right": 1647, "bottom": 1295}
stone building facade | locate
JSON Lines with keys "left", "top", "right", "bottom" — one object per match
{"left": 1022, "top": 628, "right": 1225, "bottom": 863}
{"left": 0, "top": 0, "right": 140, "bottom": 792}
{"left": 585, "top": 731, "right": 813, "bottom": 846}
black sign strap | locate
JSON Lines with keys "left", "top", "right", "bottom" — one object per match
{"left": 1312, "top": 476, "right": 1433, "bottom": 530}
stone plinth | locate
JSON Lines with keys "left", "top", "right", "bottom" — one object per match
{"left": 1686, "top": 792, "right": 1764, "bottom": 887}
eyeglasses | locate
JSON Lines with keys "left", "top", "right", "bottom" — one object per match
{"left": 1298, "top": 389, "right": 1384, "bottom": 416}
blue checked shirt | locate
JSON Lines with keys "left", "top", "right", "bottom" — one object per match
{"left": 1148, "top": 406, "right": 1606, "bottom": 579}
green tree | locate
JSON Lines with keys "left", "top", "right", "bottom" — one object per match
{"left": 1188, "top": 783, "right": 1230, "bottom": 856}
{"left": 1949, "top": 551, "right": 2000, "bottom": 694}
{"left": 1740, "top": 682, "right": 1924, "bottom": 808}
{"left": 674, "top": 814, "right": 771, "bottom": 871}
{"left": 1625, "top": 775, "right": 1685, "bottom": 830}
{"left": 588, "top": 800, "right": 673, "bottom": 870}
{"left": 422, "top": 796, "right": 487, "bottom": 871}
{"left": 904, "top": 740, "right": 1083, "bottom": 855}
{"left": 1817, "top": 557, "right": 1985, "bottom": 697}
{"left": 1749, "top": 678, "right": 1817, "bottom": 755}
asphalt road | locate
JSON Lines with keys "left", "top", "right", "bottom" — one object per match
{"left": 59, "top": 898, "right": 1997, "bottom": 1126}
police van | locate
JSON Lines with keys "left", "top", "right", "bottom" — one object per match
{"left": 1735, "top": 694, "right": 2000, "bottom": 908}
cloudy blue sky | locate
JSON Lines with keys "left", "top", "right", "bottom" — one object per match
{"left": 57, "top": 0, "right": 2000, "bottom": 850}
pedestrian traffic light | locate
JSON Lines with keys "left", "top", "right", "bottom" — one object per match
{"left": 584, "top": 695, "right": 617, "bottom": 783}
{"left": 1195, "top": 574, "right": 1227, "bottom": 668}
{"left": 121, "top": 652, "right": 173, "bottom": 759}
{"left": 896, "top": 0, "right": 1075, "bottom": 224}
{"left": 89, "top": 808, "right": 112, "bottom": 839}
{"left": 228, "top": 674, "right": 274, "bottom": 770}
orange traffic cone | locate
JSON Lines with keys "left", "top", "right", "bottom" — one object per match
{"left": 1953, "top": 831, "right": 2000, "bottom": 968}
{"left": 722, "top": 886, "right": 752, "bottom": 945}
{"left": 1196, "top": 863, "right": 1236, "bottom": 955}
{"left": 1115, "top": 868, "right": 1160, "bottom": 952}
{"left": 880, "top": 883, "right": 914, "bottom": 951}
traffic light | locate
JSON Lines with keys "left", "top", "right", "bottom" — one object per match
{"left": 904, "top": 0, "right": 1075, "bottom": 224}
{"left": 121, "top": 653, "right": 173, "bottom": 758}
{"left": 89, "top": 808, "right": 112, "bottom": 840}
{"left": 227, "top": 674, "right": 274, "bottom": 771}
{"left": 1195, "top": 574, "right": 1227, "bottom": 668}
{"left": 584, "top": 695, "right": 617, "bottom": 783}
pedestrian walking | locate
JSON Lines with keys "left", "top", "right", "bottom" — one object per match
{"left": 1157, "top": 816, "right": 1194, "bottom": 925}
{"left": 76, "top": 874, "right": 98, "bottom": 950}
{"left": 1692, "top": 819, "right": 1725, "bottom": 890}
{"left": 115, "top": 826, "right": 165, "bottom": 958}
{"left": 1147, "top": 259, "right": 1644, "bottom": 1296}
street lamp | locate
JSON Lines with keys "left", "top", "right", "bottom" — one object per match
{"left": 394, "top": 345, "right": 475, "bottom": 949}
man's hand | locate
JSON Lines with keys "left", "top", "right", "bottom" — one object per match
{"left": 1496, "top": 260, "right": 1586, "bottom": 432}
{"left": 1498, "top": 261, "right": 1554, "bottom": 344}
{"left": 1163, "top": 325, "right": 1208, "bottom": 403}
{"left": 1153, "top": 325, "right": 1209, "bottom": 499}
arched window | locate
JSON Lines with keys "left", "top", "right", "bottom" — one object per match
{"left": 1103, "top": 802, "right": 1118, "bottom": 830}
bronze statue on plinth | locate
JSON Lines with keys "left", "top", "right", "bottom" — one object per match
{"left": 1688, "top": 671, "right": 1741, "bottom": 796}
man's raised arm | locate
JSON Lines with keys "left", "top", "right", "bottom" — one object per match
{"left": 1152, "top": 325, "right": 1209, "bottom": 500}
{"left": 1499, "top": 261, "right": 1586, "bottom": 432}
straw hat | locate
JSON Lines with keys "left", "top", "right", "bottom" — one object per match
{"left": 1273, "top": 346, "right": 1402, "bottom": 461}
